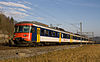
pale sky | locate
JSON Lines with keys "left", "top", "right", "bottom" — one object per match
{"left": 0, "top": 0, "right": 100, "bottom": 36}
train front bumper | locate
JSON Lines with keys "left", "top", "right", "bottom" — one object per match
{"left": 14, "top": 37, "right": 31, "bottom": 44}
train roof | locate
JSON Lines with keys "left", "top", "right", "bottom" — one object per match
{"left": 16, "top": 21, "right": 88, "bottom": 39}
{"left": 16, "top": 21, "right": 49, "bottom": 27}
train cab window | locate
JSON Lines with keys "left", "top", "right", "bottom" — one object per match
{"left": 24, "top": 26, "right": 29, "bottom": 32}
{"left": 15, "top": 26, "right": 18, "bottom": 33}
{"left": 23, "top": 26, "right": 30, "bottom": 33}
{"left": 31, "top": 26, "right": 35, "bottom": 33}
{"left": 41, "top": 28, "right": 44, "bottom": 36}
{"left": 19, "top": 26, "right": 23, "bottom": 32}
{"left": 15, "top": 26, "right": 30, "bottom": 33}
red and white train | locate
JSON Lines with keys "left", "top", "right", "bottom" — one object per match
{"left": 13, "top": 21, "right": 93, "bottom": 46}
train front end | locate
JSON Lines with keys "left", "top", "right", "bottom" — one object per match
{"left": 13, "top": 23, "right": 33, "bottom": 46}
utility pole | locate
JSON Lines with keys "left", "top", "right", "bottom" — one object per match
{"left": 80, "top": 22, "right": 82, "bottom": 45}
{"left": 80, "top": 22, "right": 82, "bottom": 35}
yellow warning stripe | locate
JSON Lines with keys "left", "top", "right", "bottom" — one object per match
{"left": 59, "top": 33, "right": 61, "bottom": 43}
{"left": 37, "top": 28, "right": 40, "bottom": 43}
{"left": 70, "top": 34, "right": 73, "bottom": 43}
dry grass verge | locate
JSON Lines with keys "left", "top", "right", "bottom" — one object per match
{"left": 0, "top": 44, "right": 100, "bottom": 62}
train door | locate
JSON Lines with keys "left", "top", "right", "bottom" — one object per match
{"left": 31, "top": 26, "right": 37, "bottom": 41}
{"left": 37, "top": 28, "right": 40, "bottom": 43}
{"left": 70, "top": 34, "right": 73, "bottom": 43}
{"left": 59, "top": 33, "right": 61, "bottom": 43}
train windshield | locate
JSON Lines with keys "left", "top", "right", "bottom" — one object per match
{"left": 15, "top": 26, "right": 31, "bottom": 33}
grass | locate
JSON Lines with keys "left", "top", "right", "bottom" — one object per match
{"left": 0, "top": 44, "right": 100, "bottom": 62}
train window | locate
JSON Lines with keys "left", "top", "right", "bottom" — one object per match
{"left": 49, "top": 31, "right": 52, "bottom": 37}
{"left": 23, "top": 26, "right": 30, "bottom": 33}
{"left": 79, "top": 37, "right": 81, "bottom": 40}
{"left": 55, "top": 32, "right": 57, "bottom": 37}
{"left": 67, "top": 34, "right": 70, "bottom": 39}
{"left": 84, "top": 38, "right": 85, "bottom": 41}
{"left": 78, "top": 37, "right": 80, "bottom": 40}
{"left": 63, "top": 34, "right": 66, "bottom": 38}
{"left": 76, "top": 37, "right": 78, "bottom": 40}
{"left": 55, "top": 32, "right": 58, "bottom": 37}
{"left": 74, "top": 36, "right": 75, "bottom": 39}
{"left": 44, "top": 30, "right": 49, "bottom": 36}
{"left": 77, "top": 37, "right": 79, "bottom": 40}
{"left": 74, "top": 36, "right": 77, "bottom": 40}
{"left": 15, "top": 26, "right": 30, "bottom": 33}
{"left": 73, "top": 36, "right": 74, "bottom": 39}
{"left": 82, "top": 38, "right": 84, "bottom": 40}
{"left": 19, "top": 26, "right": 23, "bottom": 32}
{"left": 63, "top": 34, "right": 67, "bottom": 38}
{"left": 73, "top": 36, "right": 75, "bottom": 39}
{"left": 31, "top": 26, "right": 35, "bottom": 33}
{"left": 41, "top": 28, "right": 44, "bottom": 36}
{"left": 15, "top": 26, "right": 18, "bottom": 33}
{"left": 85, "top": 39, "right": 86, "bottom": 41}
{"left": 53, "top": 32, "right": 56, "bottom": 37}
{"left": 57, "top": 33, "right": 59, "bottom": 37}
{"left": 62, "top": 34, "right": 63, "bottom": 38}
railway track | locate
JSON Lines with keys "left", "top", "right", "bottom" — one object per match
{"left": 0, "top": 44, "right": 81, "bottom": 60}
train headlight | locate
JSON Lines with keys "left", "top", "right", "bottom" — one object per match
{"left": 24, "top": 34, "right": 27, "bottom": 36}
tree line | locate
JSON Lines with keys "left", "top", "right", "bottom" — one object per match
{"left": 0, "top": 14, "right": 16, "bottom": 36}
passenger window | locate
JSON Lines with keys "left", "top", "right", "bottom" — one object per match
{"left": 53, "top": 32, "right": 55, "bottom": 37}
{"left": 44, "top": 30, "right": 49, "bottom": 36}
{"left": 73, "top": 36, "right": 75, "bottom": 39}
{"left": 55, "top": 32, "right": 58, "bottom": 37}
{"left": 41, "top": 28, "right": 44, "bottom": 36}
{"left": 67, "top": 34, "right": 70, "bottom": 39}
{"left": 49, "top": 31, "right": 52, "bottom": 37}
{"left": 62, "top": 34, "right": 63, "bottom": 38}
{"left": 63, "top": 34, "right": 67, "bottom": 38}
